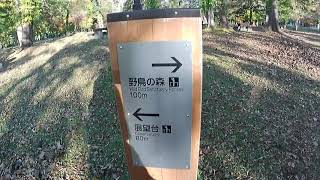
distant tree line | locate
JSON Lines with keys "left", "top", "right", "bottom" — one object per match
{"left": 200, "top": 0, "right": 320, "bottom": 32}
{"left": 1, "top": 0, "right": 319, "bottom": 48}
{"left": 121, "top": 0, "right": 320, "bottom": 33}
{"left": 122, "top": 0, "right": 199, "bottom": 11}
{"left": 0, "top": 0, "right": 112, "bottom": 48}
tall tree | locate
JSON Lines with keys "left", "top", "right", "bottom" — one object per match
{"left": 316, "top": 2, "right": 320, "bottom": 31}
{"left": 16, "top": 0, "right": 42, "bottom": 48}
{"left": 267, "top": 0, "right": 279, "bottom": 32}
{"left": 201, "top": 0, "right": 216, "bottom": 27}
{"left": 65, "top": 0, "right": 70, "bottom": 33}
{"left": 220, "top": 0, "right": 229, "bottom": 28}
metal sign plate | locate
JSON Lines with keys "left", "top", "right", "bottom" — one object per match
{"left": 117, "top": 41, "right": 192, "bottom": 169}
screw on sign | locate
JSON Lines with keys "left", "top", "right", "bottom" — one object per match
{"left": 107, "top": 8, "right": 202, "bottom": 180}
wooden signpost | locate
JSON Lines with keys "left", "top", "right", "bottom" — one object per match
{"left": 107, "top": 8, "right": 202, "bottom": 180}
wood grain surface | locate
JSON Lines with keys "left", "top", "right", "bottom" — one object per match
{"left": 107, "top": 17, "right": 202, "bottom": 180}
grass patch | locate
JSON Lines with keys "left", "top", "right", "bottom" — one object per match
{"left": 0, "top": 33, "right": 126, "bottom": 179}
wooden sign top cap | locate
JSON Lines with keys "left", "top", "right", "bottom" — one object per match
{"left": 107, "top": 8, "right": 200, "bottom": 23}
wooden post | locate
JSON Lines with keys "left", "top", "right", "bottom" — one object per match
{"left": 107, "top": 9, "right": 202, "bottom": 180}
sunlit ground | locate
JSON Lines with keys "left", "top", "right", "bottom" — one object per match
{"left": 0, "top": 33, "right": 126, "bottom": 179}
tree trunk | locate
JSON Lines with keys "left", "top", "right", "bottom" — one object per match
{"left": 205, "top": 11, "right": 209, "bottom": 28}
{"left": 265, "top": 0, "right": 270, "bottom": 25}
{"left": 210, "top": 10, "right": 215, "bottom": 27}
{"left": 317, "top": 23, "right": 319, "bottom": 31}
{"left": 17, "top": 23, "right": 33, "bottom": 49}
{"left": 220, "top": 0, "right": 229, "bottom": 28}
{"left": 268, "top": 0, "right": 279, "bottom": 32}
{"left": 265, "top": 15, "right": 269, "bottom": 24}
{"left": 249, "top": 8, "right": 253, "bottom": 24}
{"left": 65, "top": 9, "right": 69, "bottom": 32}
{"left": 295, "top": 20, "right": 299, "bottom": 31}
{"left": 15, "top": 0, "right": 32, "bottom": 48}
{"left": 207, "top": 9, "right": 215, "bottom": 28}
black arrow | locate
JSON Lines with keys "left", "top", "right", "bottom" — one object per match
{"left": 152, "top": 57, "right": 182, "bottom": 73}
{"left": 133, "top": 108, "right": 159, "bottom": 121}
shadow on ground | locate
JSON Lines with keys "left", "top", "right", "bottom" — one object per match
{"left": 0, "top": 35, "right": 127, "bottom": 179}
{"left": 87, "top": 66, "right": 128, "bottom": 179}
{"left": 199, "top": 31, "right": 320, "bottom": 179}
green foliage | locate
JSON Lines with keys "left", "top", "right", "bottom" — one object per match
{"left": 0, "top": 1, "right": 16, "bottom": 32}
{"left": 201, "top": 0, "right": 216, "bottom": 14}
{"left": 0, "top": 32, "right": 16, "bottom": 48}
{"left": 229, "top": 0, "right": 265, "bottom": 22}
{"left": 33, "top": 0, "right": 70, "bottom": 37}
{"left": 1, "top": 0, "right": 319, "bottom": 47}
{"left": 144, "top": 0, "right": 160, "bottom": 9}
{"left": 123, "top": 0, "right": 133, "bottom": 11}
{"left": 86, "top": 1, "right": 96, "bottom": 25}
{"left": 243, "top": 9, "right": 264, "bottom": 22}
{"left": 0, "top": 1, "right": 17, "bottom": 47}
{"left": 0, "top": 0, "right": 113, "bottom": 47}
{"left": 18, "top": 0, "right": 42, "bottom": 23}
{"left": 99, "top": 0, "right": 113, "bottom": 18}
{"left": 228, "top": 0, "right": 318, "bottom": 26}
{"left": 265, "top": 0, "right": 272, "bottom": 14}
{"left": 290, "top": 0, "right": 318, "bottom": 21}
{"left": 123, "top": 0, "right": 187, "bottom": 11}
{"left": 169, "top": 0, "right": 181, "bottom": 8}
{"left": 279, "top": 0, "right": 293, "bottom": 22}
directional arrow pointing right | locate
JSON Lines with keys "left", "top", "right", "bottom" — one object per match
{"left": 152, "top": 57, "right": 182, "bottom": 73}
{"left": 133, "top": 108, "right": 159, "bottom": 121}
